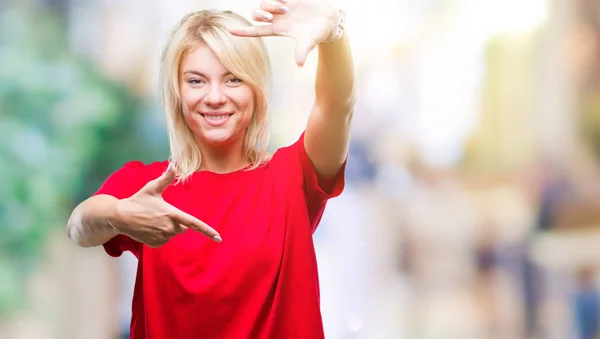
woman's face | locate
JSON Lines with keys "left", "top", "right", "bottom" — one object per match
{"left": 179, "top": 42, "right": 254, "bottom": 149}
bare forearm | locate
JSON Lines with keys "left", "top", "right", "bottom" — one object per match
{"left": 315, "top": 31, "right": 356, "bottom": 115}
{"left": 66, "top": 195, "right": 121, "bottom": 247}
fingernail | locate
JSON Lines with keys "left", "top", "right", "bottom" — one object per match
{"left": 264, "top": 12, "right": 273, "bottom": 21}
{"left": 213, "top": 235, "right": 222, "bottom": 242}
{"left": 281, "top": 6, "right": 289, "bottom": 13}
{"left": 167, "top": 162, "right": 174, "bottom": 172}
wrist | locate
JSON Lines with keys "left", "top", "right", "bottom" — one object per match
{"left": 108, "top": 199, "right": 127, "bottom": 235}
{"left": 321, "top": 9, "right": 345, "bottom": 44}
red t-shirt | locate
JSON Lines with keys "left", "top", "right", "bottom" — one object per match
{"left": 94, "top": 133, "right": 345, "bottom": 339}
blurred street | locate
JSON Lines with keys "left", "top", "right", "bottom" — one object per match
{"left": 2, "top": 0, "right": 600, "bottom": 338}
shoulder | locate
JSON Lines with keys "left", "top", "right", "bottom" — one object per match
{"left": 111, "top": 160, "right": 168, "bottom": 179}
{"left": 258, "top": 133, "right": 308, "bottom": 188}
{"left": 94, "top": 160, "right": 168, "bottom": 198}
{"left": 267, "top": 132, "right": 306, "bottom": 166}
{"left": 115, "top": 159, "right": 167, "bottom": 170}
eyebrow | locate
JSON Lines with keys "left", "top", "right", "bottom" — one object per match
{"left": 183, "top": 70, "right": 232, "bottom": 77}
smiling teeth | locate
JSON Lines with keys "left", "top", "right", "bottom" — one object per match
{"left": 205, "top": 115, "right": 227, "bottom": 120}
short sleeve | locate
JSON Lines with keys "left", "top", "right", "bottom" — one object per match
{"left": 295, "top": 132, "right": 346, "bottom": 203}
{"left": 274, "top": 132, "right": 346, "bottom": 231}
{"left": 92, "top": 160, "right": 148, "bottom": 258}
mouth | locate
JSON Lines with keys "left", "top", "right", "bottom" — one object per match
{"left": 200, "top": 112, "right": 234, "bottom": 126}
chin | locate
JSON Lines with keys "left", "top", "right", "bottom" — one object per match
{"left": 199, "top": 130, "right": 238, "bottom": 146}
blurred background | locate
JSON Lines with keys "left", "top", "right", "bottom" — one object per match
{"left": 2, "top": 0, "right": 600, "bottom": 338}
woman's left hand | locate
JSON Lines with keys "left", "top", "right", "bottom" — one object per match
{"left": 228, "top": 0, "right": 339, "bottom": 66}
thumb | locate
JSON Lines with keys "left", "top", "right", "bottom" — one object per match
{"left": 145, "top": 162, "right": 177, "bottom": 195}
{"left": 294, "top": 38, "right": 318, "bottom": 67}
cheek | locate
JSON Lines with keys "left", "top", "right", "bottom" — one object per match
{"left": 180, "top": 87, "right": 203, "bottom": 114}
{"left": 234, "top": 89, "right": 255, "bottom": 118}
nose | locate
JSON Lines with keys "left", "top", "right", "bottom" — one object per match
{"left": 203, "top": 84, "right": 227, "bottom": 106}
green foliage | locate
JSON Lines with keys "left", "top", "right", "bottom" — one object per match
{"left": 0, "top": 5, "right": 168, "bottom": 318}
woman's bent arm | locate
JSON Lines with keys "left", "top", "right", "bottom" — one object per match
{"left": 66, "top": 195, "right": 120, "bottom": 247}
{"left": 305, "top": 30, "right": 356, "bottom": 183}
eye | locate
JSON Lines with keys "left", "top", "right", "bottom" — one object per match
{"left": 187, "top": 78, "right": 205, "bottom": 85}
{"left": 227, "top": 77, "right": 243, "bottom": 85}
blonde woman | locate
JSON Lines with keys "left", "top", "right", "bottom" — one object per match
{"left": 66, "top": 0, "right": 354, "bottom": 338}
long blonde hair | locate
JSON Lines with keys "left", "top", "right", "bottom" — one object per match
{"left": 160, "top": 10, "right": 271, "bottom": 182}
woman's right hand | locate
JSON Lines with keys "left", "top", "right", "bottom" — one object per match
{"left": 112, "top": 163, "right": 222, "bottom": 248}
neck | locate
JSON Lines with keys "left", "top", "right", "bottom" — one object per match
{"left": 197, "top": 137, "right": 248, "bottom": 174}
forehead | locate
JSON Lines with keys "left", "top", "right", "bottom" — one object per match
{"left": 180, "top": 42, "right": 227, "bottom": 73}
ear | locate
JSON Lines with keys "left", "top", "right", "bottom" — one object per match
{"left": 181, "top": 101, "right": 190, "bottom": 116}
{"left": 251, "top": 91, "right": 260, "bottom": 119}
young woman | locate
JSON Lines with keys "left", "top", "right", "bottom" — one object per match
{"left": 66, "top": 1, "right": 355, "bottom": 338}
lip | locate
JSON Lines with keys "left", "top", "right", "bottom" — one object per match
{"left": 200, "top": 112, "right": 234, "bottom": 127}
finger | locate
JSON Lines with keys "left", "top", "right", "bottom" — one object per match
{"left": 145, "top": 162, "right": 177, "bottom": 195}
{"left": 174, "top": 223, "right": 188, "bottom": 234}
{"left": 252, "top": 9, "right": 274, "bottom": 22}
{"left": 294, "top": 39, "right": 318, "bottom": 67}
{"left": 229, "top": 24, "right": 275, "bottom": 38}
{"left": 260, "top": 0, "right": 289, "bottom": 14}
{"left": 169, "top": 208, "right": 222, "bottom": 242}
{"left": 147, "top": 238, "right": 169, "bottom": 248}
